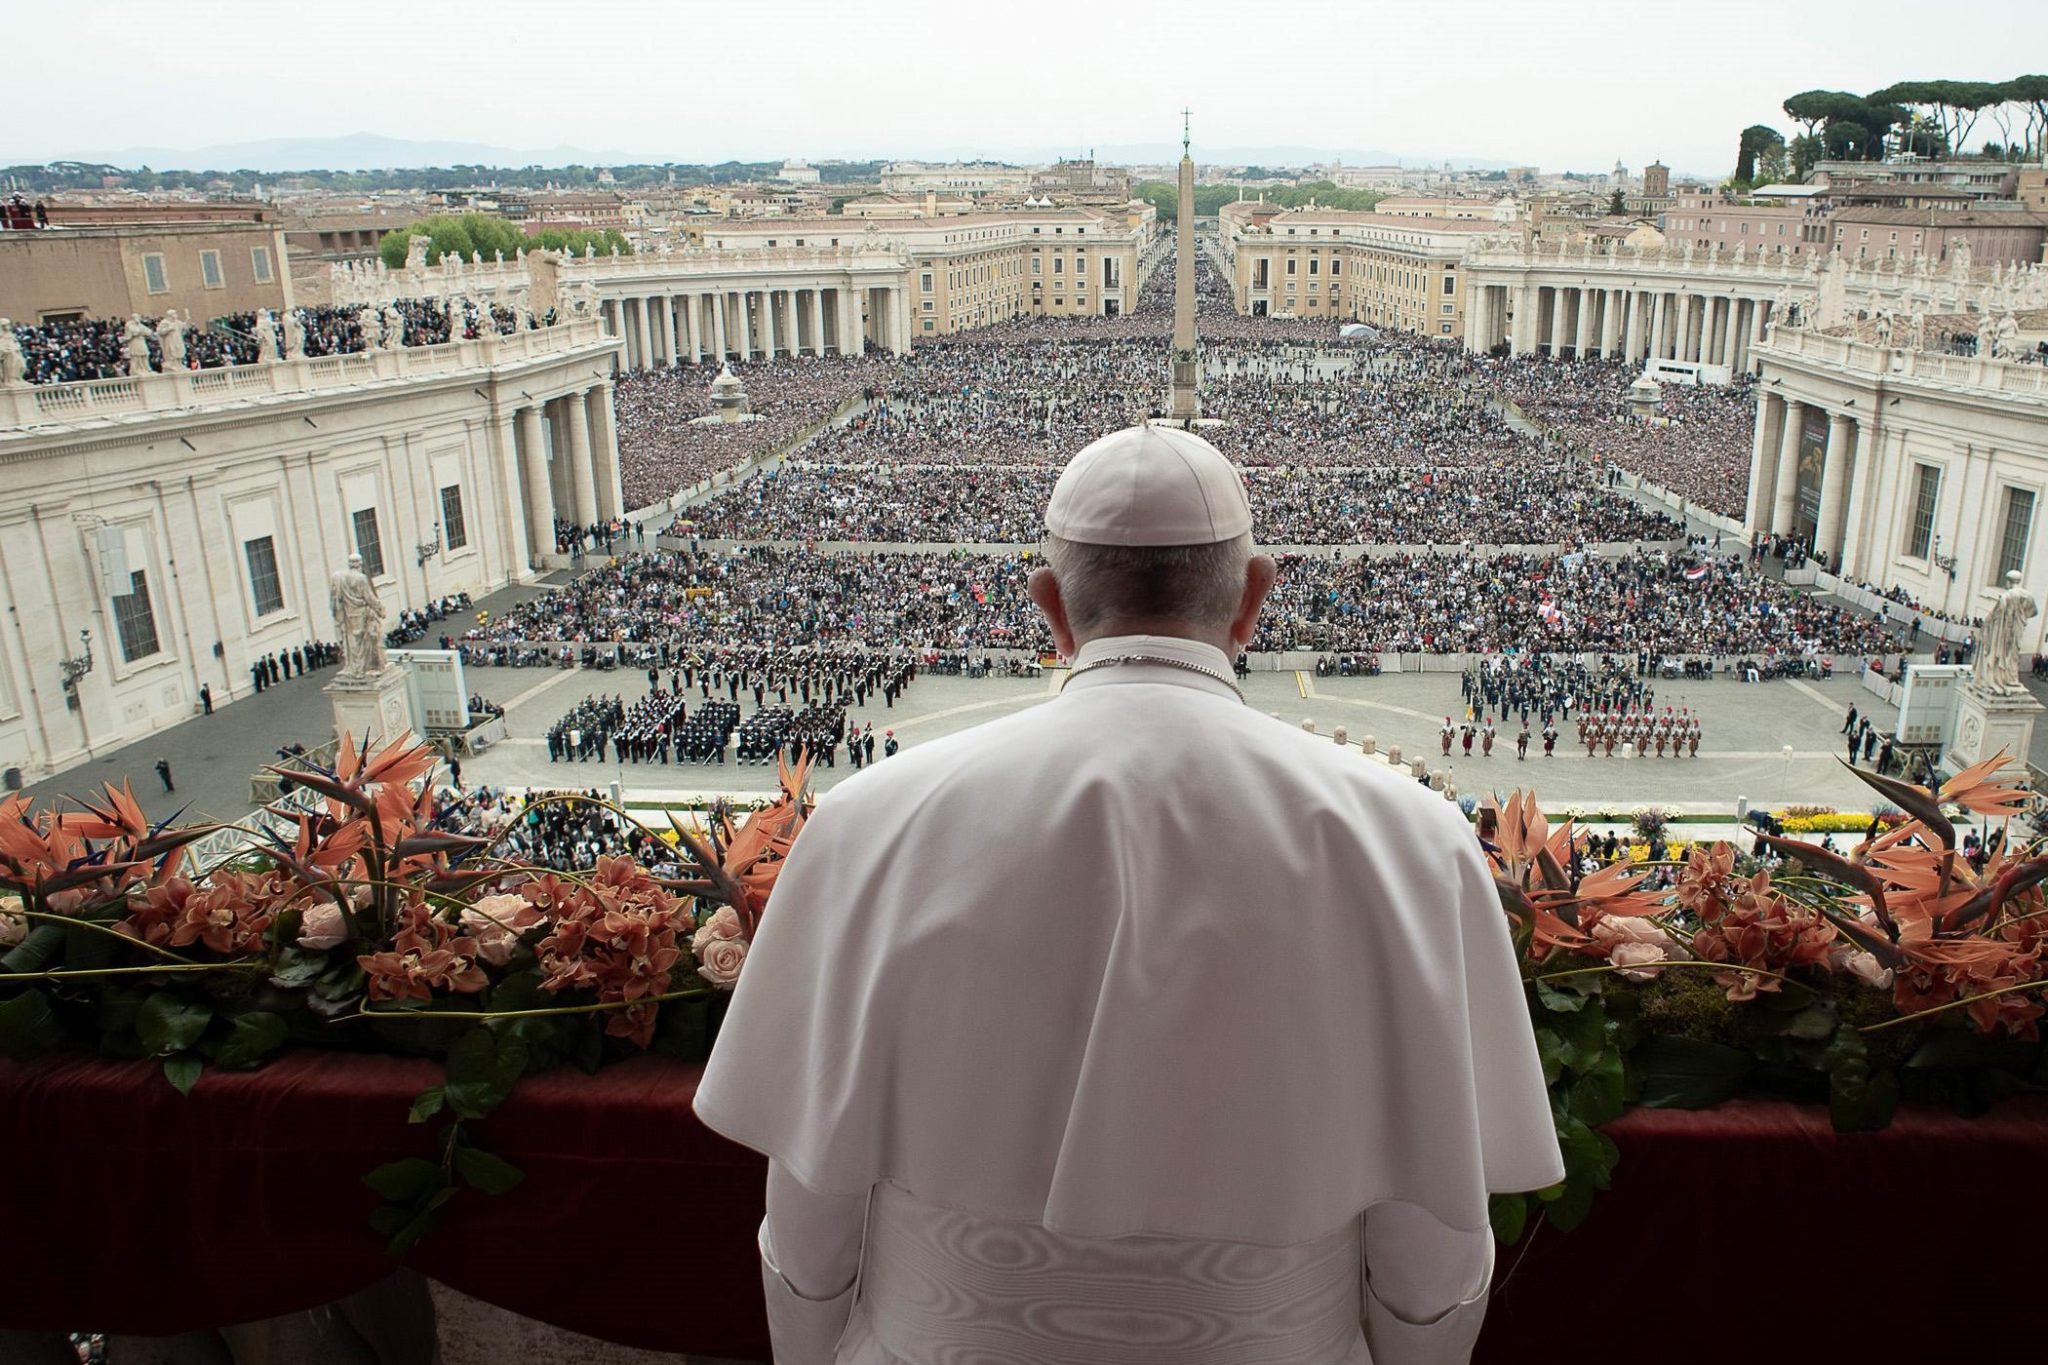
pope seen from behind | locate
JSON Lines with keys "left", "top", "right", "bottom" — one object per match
{"left": 695, "top": 420, "right": 1566, "bottom": 1365}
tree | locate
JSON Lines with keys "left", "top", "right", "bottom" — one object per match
{"left": 1783, "top": 90, "right": 1860, "bottom": 144}
{"left": 1734, "top": 124, "right": 1785, "bottom": 184}
{"left": 375, "top": 214, "right": 628, "bottom": 269}
{"left": 1607, "top": 188, "right": 1627, "bottom": 215}
{"left": 2008, "top": 74, "right": 2048, "bottom": 160}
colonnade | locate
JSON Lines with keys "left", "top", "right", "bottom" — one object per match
{"left": 601, "top": 285, "right": 910, "bottom": 370}
{"left": 1467, "top": 282, "right": 1775, "bottom": 373}
{"left": 1744, "top": 389, "right": 1867, "bottom": 574}
{"left": 502, "top": 381, "right": 623, "bottom": 566}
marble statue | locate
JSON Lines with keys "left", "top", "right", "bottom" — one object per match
{"left": 1949, "top": 238, "right": 1973, "bottom": 279}
{"left": 122, "top": 315, "right": 154, "bottom": 374}
{"left": 1681, "top": 241, "right": 1695, "bottom": 267}
{"left": 329, "top": 553, "right": 388, "bottom": 680}
{"left": 1873, "top": 311, "right": 1893, "bottom": 349}
{"left": 282, "top": 309, "right": 306, "bottom": 360}
{"left": 406, "top": 235, "right": 430, "bottom": 271}
{"left": 357, "top": 305, "right": 382, "bottom": 349}
{"left": 155, "top": 310, "right": 187, "bottom": 369}
{"left": 1977, "top": 572, "right": 2038, "bottom": 693}
{"left": 584, "top": 242, "right": 596, "bottom": 259}
{"left": 494, "top": 249, "right": 504, "bottom": 264}
{"left": 1731, "top": 242, "right": 1746, "bottom": 266}
{"left": 1908, "top": 311, "right": 1927, "bottom": 350}
{"left": 254, "top": 310, "right": 282, "bottom": 363}
{"left": 0, "top": 321, "right": 23, "bottom": 385}
{"left": 1990, "top": 311, "right": 2021, "bottom": 359}
{"left": 380, "top": 302, "right": 404, "bottom": 349}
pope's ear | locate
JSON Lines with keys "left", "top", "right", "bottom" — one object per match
{"left": 1028, "top": 566, "right": 1077, "bottom": 658}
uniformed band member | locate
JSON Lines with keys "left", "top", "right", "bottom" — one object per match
{"left": 696, "top": 423, "right": 1563, "bottom": 1365}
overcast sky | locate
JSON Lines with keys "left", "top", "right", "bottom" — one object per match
{"left": 10, "top": 0, "right": 2045, "bottom": 174}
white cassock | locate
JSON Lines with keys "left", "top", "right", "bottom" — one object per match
{"left": 695, "top": 634, "right": 1564, "bottom": 1365}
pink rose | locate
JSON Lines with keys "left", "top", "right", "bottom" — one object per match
{"left": 691, "top": 906, "right": 743, "bottom": 955}
{"left": 696, "top": 935, "right": 748, "bottom": 989}
{"left": 1842, "top": 950, "right": 1894, "bottom": 990}
{"left": 460, "top": 894, "right": 543, "bottom": 968}
{"left": 1607, "top": 941, "right": 1669, "bottom": 982}
{"left": 296, "top": 903, "right": 349, "bottom": 952}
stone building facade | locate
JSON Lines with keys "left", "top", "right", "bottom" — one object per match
{"left": 0, "top": 321, "right": 622, "bottom": 784}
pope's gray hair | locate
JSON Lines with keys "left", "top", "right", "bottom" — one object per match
{"left": 1042, "top": 532, "right": 1253, "bottom": 633}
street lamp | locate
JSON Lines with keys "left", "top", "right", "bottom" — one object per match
{"left": 59, "top": 628, "right": 93, "bottom": 692}
{"left": 415, "top": 537, "right": 441, "bottom": 568}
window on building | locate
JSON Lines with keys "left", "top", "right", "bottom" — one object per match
{"left": 1053, "top": 258, "right": 1063, "bottom": 274}
{"left": 251, "top": 245, "right": 274, "bottom": 283}
{"left": 1442, "top": 302, "right": 1454, "bottom": 314}
{"left": 112, "top": 569, "right": 161, "bottom": 663}
{"left": 1286, "top": 259, "right": 1297, "bottom": 275}
{"left": 352, "top": 507, "right": 385, "bottom": 578}
{"left": 1441, "top": 323, "right": 1453, "bottom": 334}
{"left": 244, "top": 536, "right": 285, "bottom": 616}
{"left": 921, "top": 272, "right": 933, "bottom": 292}
{"left": 923, "top": 319, "right": 934, "bottom": 331}
{"left": 143, "top": 254, "right": 168, "bottom": 294}
{"left": 1031, "top": 257, "right": 1040, "bottom": 274}
{"left": 1908, "top": 464, "right": 1941, "bottom": 559}
{"left": 922, "top": 300, "right": 934, "bottom": 312}
{"left": 440, "top": 485, "right": 467, "bottom": 551}
{"left": 1442, "top": 275, "right": 1455, "bottom": 296}
{"left": 200, "top": 250, "right": 223, "bottom": 289}
{"left": 1996, "top": 488, "right": 2036, "bottom": 582}
{"left": 1308, "top": 258, "right": 1319, "bottom": 275}
{"left": 1331, "top": 259, "right": 1342, "bottom": 276}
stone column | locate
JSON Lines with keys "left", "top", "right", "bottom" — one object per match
{"left": 1744, "top": 391, "right": 1782, "bottom": 533}
{"left": 782, "top": 289, "right": 800, "bottom": 355}
{"left": 516, "top": 404, "right": 553, "bottom": 561}
{"left": 1728, "top": 299, "right": 1749, "bottom": 373}
{"left": 1837, "top": 420, "right": 1875, "bottom": 579}
{"left": 1465, "top": 284, "right": 1489, "bottom": 351}
{"left": 633, "top": 297, "right": 652, "bottom": 369}
{"left": 566, "top": 389, "right": 598, "bottom": 527}
{"left": 1814, "top": 411, "right": 1856, "bottom": 567}
{"left": 838, "top": 287, "right": 859, "bottom": 355}
{"left": 1510, "top": 285, "right": 1536, "bottom": 355}
{"left": 588, "top": 380, "right": 623, "bottom": 521}
{"left": 892, "top": 286, "right": 912, "bottom": 355}
{"left": 711, "top": 293, "right": 728, "bottom": 360}
{"left": 1770, "top": 399, "right": 1805, "bottom": 534}
{"left": 1572, "top": 288, "right": 1594, "bottom": 357}
{"left": 493, "top": 408, "right": 531, "bottom": 578}
{"left": 1619, "top": 291, "right": 1638, "bottom": 361}
{"left": 659, "top": 295, "right": 678, "bottom": 369}
{"left": 758, "top": 291, "right": 776, "bottom": 361}
{"left": 684, "top": 294, "right": 703, "bottom": 363}
{"left": 1649, "top": 293, "right": 1668, "bottom": 360}
{"left": 1539, "top": 288, "right": 1560, "bottom": 355}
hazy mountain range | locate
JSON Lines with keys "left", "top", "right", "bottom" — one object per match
{"left": 7, "top": 131, "right": 1530, "bottom": 175}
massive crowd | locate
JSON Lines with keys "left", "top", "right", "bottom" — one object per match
{"left": 677, "top": 461, "right": 1682, "bottom": 547}
{"left": 609, "top": 354, "right": 894, "bottom": 508}
{"left": 1472, "top": 354, "right": 1757, "bottom": 519}
{"left": 4, "top": 299, "right": 523, "bottom": 385}
{"left": 456, "top": 542, "right": 1903, "bottom": 661}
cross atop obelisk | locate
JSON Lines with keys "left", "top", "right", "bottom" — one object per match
{"left": 1168, "top": 108, "right": 1201, "bottom": 424}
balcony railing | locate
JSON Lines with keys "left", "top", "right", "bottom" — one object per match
{"left": 0, "top": 320, "right": 613, "bottom": 430}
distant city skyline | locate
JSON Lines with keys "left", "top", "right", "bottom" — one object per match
{"left": 10, "top": 0, "right": 2045, "bottom": 176}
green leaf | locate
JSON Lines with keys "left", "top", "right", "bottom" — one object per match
{"left": 384, "top": 1186, "right": 460, "bottom": 1257}
{"left": 208, "top": 1012, "right": 287, "bottom": 1070}
{"left": 0, "top": 989, "right": 62, "bottom": 1061}
{"left": 1534, "top": 979, "right": 1591, "bottom": 1013}
{"left": 452, "top": 1145, "right": 525, "bottom": 1196}
{"left": 1633, "top": 1035, "right": 1754, "bottom": 1109}
{"left": 1543, "top": 1176, "right": 1601, "bottom": 1231}
{"left": 1533, "top": 1027, "right": 1565, "bottom": 1085}
{"left": 1904, "top": 1030, "right": 2037, "bottom": 1074}
{"left": 162, "top": 1052, "right": 203, "bottom": 1094}
{"left": 1, "top": 923, "right": 66, "bottom": 975}
{"left": 1824, "top": 1028, "right": 1900, "bottom": 1133}
{"left": 1776, "top": 1006, "right": 1839, "bottom": 1042}
{"left": 1488, "top": 1192, "right": 1529, "bottom": 1245}
{"left": 363, "top": 1157, "right": 447, "bottom": 1204}
{"left": 269, "top": 948, "right": 330, "bottom": 987}
{"left": 407, "top": 1086, "right": 447, "bottom": 1124}
{"left": 136, "top": 991, "right": 213, "bottom": 1057}
{"left": 443, "top": 1027, "right": 529, "bottom": 1120}
{"left": 1567, "top": 1048, "right": 1627, "bottom": 1127}
{"left": 61, "top": 921, "right": 114, "bottom": 973}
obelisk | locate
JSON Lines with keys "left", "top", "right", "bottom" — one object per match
{"left": 1168, "top": 108, "right": 1201, "bottom": 424}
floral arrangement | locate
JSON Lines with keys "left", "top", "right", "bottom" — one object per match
{"left": 0, "top": 734, "right": 809, "bottom": 1250}
{"left": 1773, "top": 810, "right": 1914, "bottom": 834}
{"left": 1483, "top": 753, "right": 2045, "bottom": 1242}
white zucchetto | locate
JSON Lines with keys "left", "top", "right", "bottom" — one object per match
{"left": 1043, "top": 422, "right": 1253, "bottom": 546}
